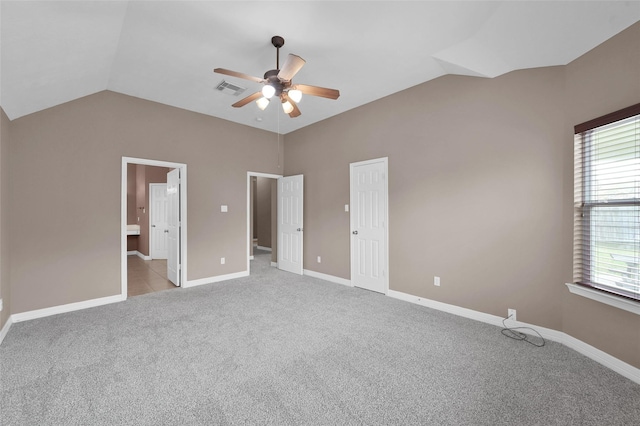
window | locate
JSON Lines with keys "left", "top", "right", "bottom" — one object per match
{"left": 574, "top": 103, "right": 640, "bottom": 301}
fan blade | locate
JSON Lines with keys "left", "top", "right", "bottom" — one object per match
{"left": 294, "top": 84, "right": 340, "bottom": 100}
{"left": 278, "top": 54, "right": 306, "bottom": 82}
{"left": 214, "top": 68, "right": 264, "bottom": 83}
{"left": 232, "top": 92, "right": 263, "bottom": 108}
{"left": 283, "top": 94, "right": 301, "bottom": 118}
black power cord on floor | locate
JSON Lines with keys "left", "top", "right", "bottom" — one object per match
{"left": 501, "top": 314, "right": 546, "bottom": 347}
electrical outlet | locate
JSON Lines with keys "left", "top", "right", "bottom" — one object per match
{"left": 221, "top": 257, "right": 225, "bottom": 265}
{"left": 508, "top": 308, "right": 516, "bottom": 321}
{"left": 317, "top": 256, "right": 321, "bottom": 263}
{"left": 434, "top": 276, "right": 441, "bottom": 286}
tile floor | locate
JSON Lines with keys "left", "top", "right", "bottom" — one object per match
{"left": 127, "top": 255, "right": 178, "bottom": 297}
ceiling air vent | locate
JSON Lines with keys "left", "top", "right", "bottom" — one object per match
{"left": 215, "top": 80, "right": 247, "bottom": 96}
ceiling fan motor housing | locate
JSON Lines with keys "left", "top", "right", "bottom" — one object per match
{"left": 263, "top": 69, "right": 289, "bottom": 96}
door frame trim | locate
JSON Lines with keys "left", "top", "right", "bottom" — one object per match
{"left": 121, "top": 157, "right": 188, "bottom": 298}
{"left": 349, "top": 157, "right": 389, "bottom": 294}
{"left": 247, "top": 172, "right": 282, "bottom": 273}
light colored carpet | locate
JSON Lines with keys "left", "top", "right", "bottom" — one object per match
{"left": 1, "top": 249, "right": 639, "bottom": 425}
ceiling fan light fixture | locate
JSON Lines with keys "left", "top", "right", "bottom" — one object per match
{"left": 262, "top": 84, "right": 276, "bottom": 99}
{"left": 288, "top": 89, "right": 302, "bottom": 103}
{"left": 256, "top": 97, "right": 270, "bottom": 110}
{"left": 282, "top": 100, "right": 294, "bottom": 114}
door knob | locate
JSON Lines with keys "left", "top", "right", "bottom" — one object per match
{"left": 297, "top": 228, "right": 303, "bottom": 232}
{"left": 353, "top": 230, "right": 358, "bottom": 235}
{"left": 164, "top": 230, "right": 169, "bottom": 233}
{"left": 152, "top": 224, "right": 156, "bottom": 227}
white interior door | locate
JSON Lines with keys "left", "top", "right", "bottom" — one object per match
{"left": 278, "top": 175, "right": 304, "bottom": 275}
{"left": 350, "top": 158, "right": 388, "bottom": 294}
{"left": 167, "top": 169, "right": 180, "bottom": 286}
{"left": 150, "top": 183, "right": 168, "bottom": 259}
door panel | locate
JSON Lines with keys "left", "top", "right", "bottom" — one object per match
{"left": 150, "top": 184, "right": 168, "bottom": 259}
{"left": 167, "top": 169, "right": 180, "bottom": 286}
{"left": 278, "top": 175, "right": 304, "bottom": 275}
{"left": 351, "top": 159, "right": 388, "bottom": 294}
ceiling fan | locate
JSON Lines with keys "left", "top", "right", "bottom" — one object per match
{"left": 214, "top": 36, "right": 340, "bottom": 118}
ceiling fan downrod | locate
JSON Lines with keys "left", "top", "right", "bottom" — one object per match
{"left": 271, "top": 36, "right": 285, "bottom": 70}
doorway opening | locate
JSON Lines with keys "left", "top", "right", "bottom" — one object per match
{"left": 121, "top": 157, "right": 187, "bottom": 298}
{"left": 247, "top": 172, "right": 281, "bottom": 274}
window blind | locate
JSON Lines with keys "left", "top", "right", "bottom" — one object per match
{"left": 574, "top": 103, "right": 640, "bottom": 301}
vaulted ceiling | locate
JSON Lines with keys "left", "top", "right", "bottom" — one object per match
{"left": 1, "top": 1, "right": 639, "bottom": 134}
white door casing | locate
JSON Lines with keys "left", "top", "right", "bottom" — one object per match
{"left": 122, "top": 157, "right": 187, "bottom": 298}
{"left": 149, "top": 183, "right": 168, "bottom": 259}
{"left": 278, "top": 175, "right": 304, "bottom": 275}
{"left": 350, "top": 158, "right": 389, "bottom": 294}
{"left": 167, "top": 169, "right": 180, "bottom": 286}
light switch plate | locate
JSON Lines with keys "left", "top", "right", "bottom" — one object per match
{"left": 221, "top": 205, "right": 228, "bottom": 212}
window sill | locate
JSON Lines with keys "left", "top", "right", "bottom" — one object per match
{"left": 566, "top": 283, "right": 640, "bottom": 315}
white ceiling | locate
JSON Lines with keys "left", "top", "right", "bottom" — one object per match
{"left": 1, "top": 1, "right": 639, "bottom": 134}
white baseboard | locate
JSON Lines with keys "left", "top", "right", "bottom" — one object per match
{"left": 303, "top": 269, "right": 351, "bottom": 287}
{"left": 184, "top": 270, "right": 250, "bottom": 288}
{"left": 387, "top": 289, "right": 639, "bottom": 385}
{"left": 256, "top": 246, "right": 272, "bottom": 252}
{"left": 127, "top": 250, "right": 151, "bottom": 260}
{"left": 136, "top": 251, "right": 152, "bottom": 260}
{"left": 0, "top": 316, "right": 13, "bottom": 346}
{"left": 271, "top": 262, "right": 278, "bottom": 267}
{"left": 11, "top": 294, "right": 126, "bottom": 323}
{"left": 562, "top": 333, "right": 640, "bottom": 384}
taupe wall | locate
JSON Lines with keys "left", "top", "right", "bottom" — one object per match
{"left": 285, "top": 67, "right": 566, "bottom": 325}
{"left": 561, "top": 22, "right": 640, "bottom": 367}
{"left": 0, "top": 108, "right": 10, "bottom": 330}
{"left": 8, "top": 91, "right": 283, "bottom": 313}
{"left": 284, "top": 22, "right": 640, "bottom": 368}
{"left": 256, "top": 177, "right": 272, "bottom": 248}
